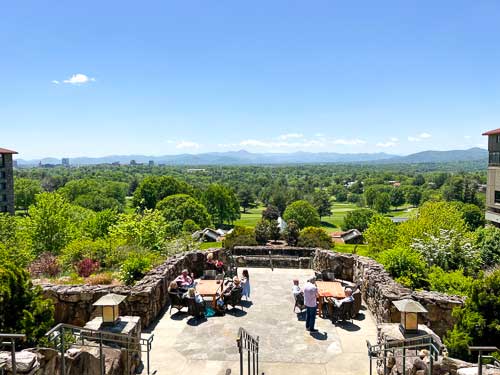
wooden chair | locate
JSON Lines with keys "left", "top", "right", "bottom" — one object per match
{"left": 203, "top": 270, "right": 217, "bottom": 280}
{"left": 168, "top": 292, "right": 187, "bottom": 315}
{"left": 337, "top": 301, "right": 354, "bottom": 323}
{"left": 351, "top": 289, "right": 362, "bottom": 318}
{"left": 293, "top": 293, "right": 306, "bottom": 313}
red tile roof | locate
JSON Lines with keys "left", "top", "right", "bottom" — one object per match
{"left": 483, "top": 128, "right": 500, "bottom": 136}
{"left": 0, "top": 148, "right": 18, "bottom": 154}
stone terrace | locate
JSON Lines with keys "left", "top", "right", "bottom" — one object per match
{"left": 145, "top": 268, "right": 377, "bottom": 375}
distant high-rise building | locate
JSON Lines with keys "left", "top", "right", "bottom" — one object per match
{"left": 62, "top": 158, "right": 70, "bottom": 167}
{"left": 148, "top": 160, "right": 154, "bottom": 167}
{"left": 483, "top": 128, "right": 500, "bottom": 226}
{"left": 130, "top": 160, "right": 137, "bottom": 166}
{"left": 0, "top": 147, "right": 18, "bottom": 214}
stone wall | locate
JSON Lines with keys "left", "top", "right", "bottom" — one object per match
{"left": 42, "top": 249, "right": 227, "bottom": 328}
{"left": 313, "top": 249, "right": 465, "bottom": 338}
{"left": 232, "top": 246, "right": 315, "bottom": 269}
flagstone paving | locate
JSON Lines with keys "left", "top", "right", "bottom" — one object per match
{"left": 145, "top": 268, "right": 377, "bottom": 375}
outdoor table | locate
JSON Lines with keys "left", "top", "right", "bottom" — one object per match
{"left": 196, "top": 279, "right": 224, "bottom": 308}
{"left": 316, "top": 281, "right": 346, "bottom": 318}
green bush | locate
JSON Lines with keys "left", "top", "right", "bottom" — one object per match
{"left": 378, "top": 247, "right": 428, "bottom": 289}
{"left": 445, "top": 268, "right": 500, "bottom": 361}
{"left": 119, "top": 256, "right": 153, "bottom": 286}
{"left": 427, "top": 266, "right": 473, "bottom": 296}
{"left": 342, "top": 208, "right": 375, "bottom": 232}
{"left": 255, "top": 219, "right": 271, "bottom": 245}
{"left": 476, "top": 227, "right": 500, "bottom": 268}
{"left": 59, "top": 238, "right": 111, "bottom": 269}
{"left": 297, "top": 227, "right": 333, "bottom": 249}
{"left": 364, "top": 215, "right": 398, "bottom": 255}
{"left": 0, "top": 262, "right": 54, "bottom": 347}
{"left": 182, "top": 219, "right": 200, "bottom": 233}
{"left": 223, "top": 226, "right": 257, "bottom": 250}
{"left": 284, "top": 219, "right": 300, "bottom": 246}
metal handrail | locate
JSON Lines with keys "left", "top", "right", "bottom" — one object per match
{"left": 237, "top": 328, "right": 262, "bottom": 375}
{"left": 45, "top": 323, "right": 154, "bottom": 375}
{"left": 367, "top": 334, "right": 442, "bottom": 375}
{"left": 469, "top": 346, "right": 500, "bottom": 375}
{"left": 0, "top": 333, "right": 26, "bottom": 375}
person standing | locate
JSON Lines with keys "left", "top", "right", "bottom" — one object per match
{"left": 303, "top": 277, "right": 318, "bottom": 332}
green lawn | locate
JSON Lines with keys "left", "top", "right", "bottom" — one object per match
{"left": 199, "top": 241, "right": 222, "bottom": 250}
{"left": 320, "top": 202, "right": 359, "bottom": 232}
{"left": 234, "top": 205, "right": 265, "bottom": 227}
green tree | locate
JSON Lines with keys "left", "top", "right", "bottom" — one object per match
{"left": 445, "top": 269, "right": 500, "bottom": 361}
{"left": 389, "top": 188, "right": 405, "bottom": 208}
{"left": 412, "top": 174, "right": 425, "bottom": 186}
{"left": 132, "top": 176, "right": 194, "bottom": 210}
{"left": 373, "top": 192, "right": 391, "bottom": 213}
{"left": 284, "top": 219, "right": 300, "bottom": 246}
{"left": 255, "top": 219, "right": 271, "bottom": 245}
{"left": 156, "top": 194, "right": 211, "bottom": 230}
{"left": 262, "top": 205, "right": 280, "bottom": 221}
{"left": 202, "top": 184, "right": 240, "bottom": 226}
{"left": 342, "top": 208, "right": 375, "bottom": 232}
{"left": 0, "top": 214, "right": 33, "bottom": 267}
{"left": 364, "top": 215, "right": 398, "bottom": 255}
{"left": 0, "top": 262, "right": 54, "bottom": 347}
{"left": 283, "top": 200, "right": 320, "bottom": 229}
{"left": 405, "top": 186, "right": 422, "bottom": 207}
{"left": 297, "top": 227, "right": 333, "bottom": 249}
{"left": 311, "top": 190, "right": 332, "bottom": 220}
{"left": 237, "top": 186, "right": 256, "bottom": 213}
{"left": 379, "top": 247, "right": 428, "bottom": 289}
{"left": 14, "top": 178, "right": 42, "bottom": 211}
{"left": 459, "top": 203, "right": 484, "bottom": 230}
{"left": 27, "top": 192, "right": 79, "bottom": 255}
{"left": 476, "top": 227, "right": 500, "bottom": 268}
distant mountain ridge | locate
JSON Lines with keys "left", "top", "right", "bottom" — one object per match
{"left": 16, "top": 147, "right": 487, "bottom": 166}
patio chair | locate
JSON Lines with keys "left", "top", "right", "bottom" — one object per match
{"left": 351, "top": 289, "right": 362, "bottom": 318}
{"left": 203, "top": 270, "right": 217, "bottom": 280}
{"left": 293, "top": 293, "right": 306, "bottom": 313}
{"left": 215, "top": 273, "right": 224, "bottom": 281}
{"left": 322, "top": 270, "right": 336, "bottom": 281}
{"left": 168, "top": 292, "right": 187, "bottom": 315}
{"left": 225, "top": 287, "right": 243, "bottom": 310}
{"left": 337, "top": 301, "right": 354, "bottom": 323}
{"left": 186, "top": 297, "right": 205, "bottom": 319}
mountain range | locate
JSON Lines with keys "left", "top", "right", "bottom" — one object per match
{"left": 16, "top": 147, "right": 487, "bottom": 166}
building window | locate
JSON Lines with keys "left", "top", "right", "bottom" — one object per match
{"left": 497, "top": 135, "right": 500, "bottom": 143}
{"left": 0, "top": 183, "right": 5, "bottom": 191}
{"left": 0, "top": 205, "right": 6, "bottom": 213}
{"left": 0, "top": 155, "right": 3, "bottom": 168}
{"left": 0, "top": 195, "right": 6, "bottom": 202}
{"left": 0, "top": 171, "right": 4, "bottom": 179}
{"left": 495, "top": 191, "right": 500, "bottom": 204}
{"left": 490, "top": 152, "right": 500, "bottom": 165}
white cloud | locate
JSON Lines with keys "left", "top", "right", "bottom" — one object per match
{"left": 376, "top": 142, "right": 397, "bottom": 148}
{"left": 62, "top": 73, "right": 96, "bottom": 85}
{"left": 278, "top": 133, "right": 303, "bottom": 140}
{"left": 331, "top": 138, "right": 366, "bottom": 145}
{"left": 390, "top": 137, "right": 399, "bottom": 142}
{"left": 51, "top": 80, "right": 60, "bottom": 84}
{"left": 419, "top": 132, "right": 432, "bottom": 139}
{"left": 176, "top": 141, "right": 200, "bottom": 150}
{"left": 408, "top": 136, "right": 420, "bottom": 142}
{"left": 315, "top": 133, "right": 324, "bottom": 137}
{"left": 408, "top": 132, "right": 432, "bottom": 142}
{"left": 464, "top": 135, "right": 471, "bottom": 140}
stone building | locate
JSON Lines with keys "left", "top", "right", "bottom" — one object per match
{"left": 0, "top": 147, "right": 18, "bottom": 214}
{"left": 483, "top": 129, "right": 500, "bottom": 226}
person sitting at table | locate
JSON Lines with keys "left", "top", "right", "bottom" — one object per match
{"left": 240, "top": 269, "right": 251, "bottom": 300}
{"left": 216, "top": 276, "right": 242, "bottom": 311}
{"left": 333, "top": 288, "right": 354, "bottom": 307}
{"left": 206, "top": 252, "right": 225, "bottom": 274}
{"left": 175, "top": 269, "right": 194, "bottom": 290}
{"left": 168, "top": 280, "right": 183, "bottom": 296}
{"left": 184, "top": 287, "right": 205, "bottom": 319}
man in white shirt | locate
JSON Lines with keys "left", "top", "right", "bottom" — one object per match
{"left": 303, "top": 277, "right": 318, "bottom": 332}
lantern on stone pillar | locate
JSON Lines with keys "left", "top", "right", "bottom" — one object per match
{"left": 393, "top": 299, "right": 428, "bottom": 335}
{"left": 93, "top": 293, "right": 127, "bottom": 325}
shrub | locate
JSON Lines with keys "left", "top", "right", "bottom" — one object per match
{"left": 297, "top": 227, "right": 333, "bottom": 249}
{"left": 76, "top": 258, "right": 100, "bottom": 278}
{"left": 87, "top": 272, "right": 115, "bottom": 285}
{"left": 28, "top": 252, "right": 61, "bottom": 277}
{"left": 445, "top": 268, "right": 500, "bottom": 361}
{"left": 119, "top": 256, "right": 153, "bottom": 286}
{"left": 59, "top": 238, "right": 110, "bottom": 269}
{"left": 283, "top": 200, "right": 320, "bottom": 229}
{"left": 182, "top": 219, "right": 200, "bottom": 233}
{"left": 427, "top": 266, "right": 473, "bottom": 296}
{"left": 378, "top": 247, "right": 428, "bottom": 289}
{"left": 364, "top": 215, "right": 398, "bottom": 255}
{"left": 0, "top": 262, "right": 54, "bottom": 347}
{"left": 476, "top": 227, "right": 500, "bottom": 268}
{"left": 262, "top": 205, "right": 280, "bottom": 221}
{"left": 284, "top": 219, "right": 300, "bottom": 246}
{"left": 223, "top": 226, "right": 257, "bottom": 250}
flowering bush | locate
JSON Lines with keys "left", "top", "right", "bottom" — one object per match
{"left": 28, "top": 252, "right": 61, "bottom": 277}
{"left": 76, "top": 258, "right": 100, "bottom": 278}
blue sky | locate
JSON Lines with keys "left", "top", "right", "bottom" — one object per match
{"left": 1, "top": 1, "right": 499, "bottom": 159}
